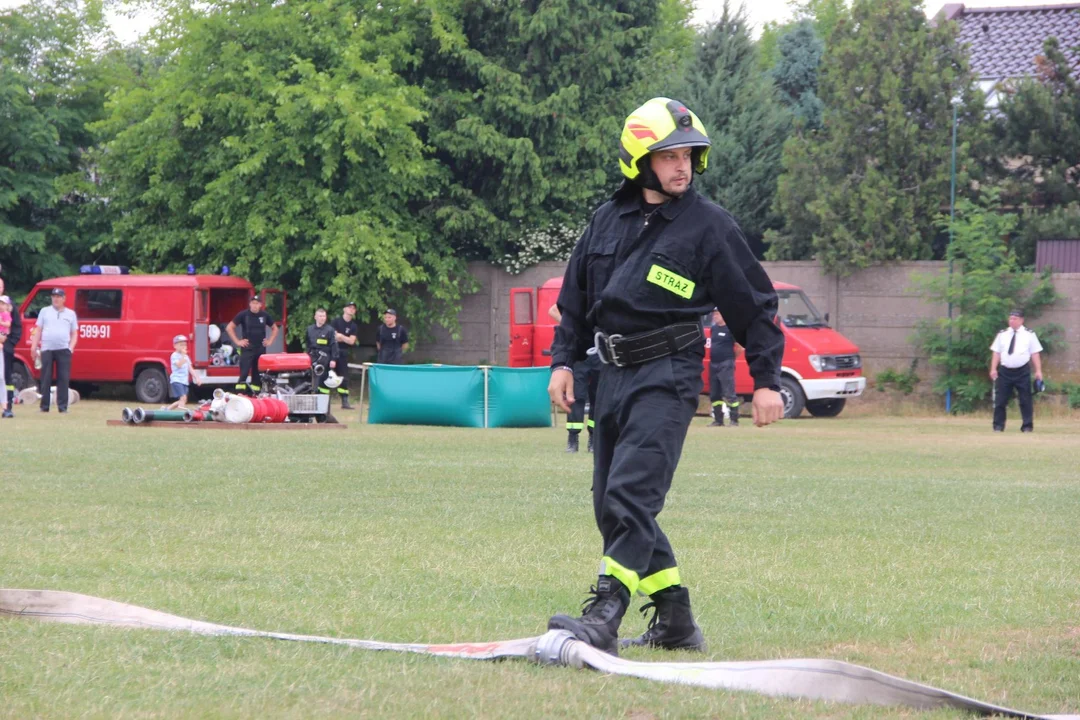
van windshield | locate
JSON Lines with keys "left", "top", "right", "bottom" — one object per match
{"left": 777, "top": 290, "right": 827, "bottom": 328}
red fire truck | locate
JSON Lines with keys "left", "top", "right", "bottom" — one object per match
{"left": 11, "top": 269, "right": 287, "bottom": 404}
{"left": 508, "top": 278, "right": 865, "bottom": 418}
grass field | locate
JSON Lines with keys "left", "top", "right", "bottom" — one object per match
{"left": 1, "top": 400, "right": 1078, "bottom": 719}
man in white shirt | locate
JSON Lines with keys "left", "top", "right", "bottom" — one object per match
{"left": 989, "top": 308, "right": 1043, "bottom": 433}
{"left": 29, "top": 288, "right": 79, "bottom": 413}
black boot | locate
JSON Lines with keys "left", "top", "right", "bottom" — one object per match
{"left": 620, "top": 585, "right": 706, "bottom": 652}
{"left": 549, "top": 576, "right": 630, "bottom": 656}
{"left": 566, "top": 434, "right": 579, "bottom": 453}
{"left": 340, "top": 397, "right": 353, "bottom": 410}
{"left": 587, "top": 432, "right": 594, "bottom": 453}
{"left": 729, "top": 405, "right": 739, "bottom": 427}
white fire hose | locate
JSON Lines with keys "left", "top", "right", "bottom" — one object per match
{"left": 2, "top": 589, "right": 1076, "bottom": 717}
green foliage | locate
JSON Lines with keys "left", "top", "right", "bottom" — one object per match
{"left": 0, "top": 0, "right": 119, "bottom": 293}
{"left": 996, "top": 38, "right": 1080, "bottom": 210}
{"left": 876, "top": 360, "right": 919, "bottom": 395}
{"left": 912, "top": 190, "right": 1060, "bottom": 413}
{"left": 1013, "top": 202, "right": 1080, "bottom": 268}
{"left": 771, "top": 20, "right": 824, "bottom": 130}
{"left": 93, "top": 0, "right": 472, "bottom": 338}
{"left": 669, "top": 3, "right": 790, "bottom": 240}
{"left": 766, "top": 0, "right": 988, "bottom": 272}
{"left": 412, "top": 0, "right": 694, "bottom": 267}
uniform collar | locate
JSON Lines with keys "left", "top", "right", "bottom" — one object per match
{"left": 616, "top": 186, "right": 699, "bottom": 220}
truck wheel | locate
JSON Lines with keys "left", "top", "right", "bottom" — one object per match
{"left": 779, "top": 376, "right": 806, "bottom": 419}
{"left": 807, "top": 398, "right": 847, "bottom": 418}
{"left": 135, "top": 367, "right": 168, "bottom": 404}
{"left": 10, "top": 361, "right": 30, "bottom": 393}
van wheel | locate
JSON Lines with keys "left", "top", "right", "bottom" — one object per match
{"left": 807, "top": 398, "right": 847, "bottom": 417}
{"left": 10, "top": 361, "right": 30, "bottom": 393}
{"left": 135, "top": 367, "right": 168, "bottom": 404}
{"left": 779, "top": 376, "right": 806, "bottom": 419}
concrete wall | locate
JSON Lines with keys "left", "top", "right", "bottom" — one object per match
{"left": 412, "top": 261, "right": 1080, "bottom": 382}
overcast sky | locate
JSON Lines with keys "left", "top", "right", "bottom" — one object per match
{"left": 2, "top": 0, "right": 1078, "bottom": 45}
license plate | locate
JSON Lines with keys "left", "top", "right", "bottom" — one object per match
{"left": 844, "top": 382, "right": 859, "bottom": 392}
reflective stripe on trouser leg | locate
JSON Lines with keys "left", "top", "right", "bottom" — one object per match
{"left": 235, "top": 384, "right": 248, "bottom": 391}
{"left": 337, "top": 387, "right": 348, "bottom": 394}
{"left": 599, "top": 556, "right": 640, "bottom": 596}
{"left": 250, "top": 384, "right": 261, "bottom": 391}
{"left": 592, "top": 355, "right": 701, "bottom": 592}
{"left": 566, "top": 422, "right": 584, "bottom": 430}
{"left": 711, "top": 400, "right": 724, "bottom": 407}
{"left": 638, "top": 567, "right": 681, "bottom": 596}
{"left": 318, "top": 387, "right": 330, "bottom": 394}
{"left": 587, "top": 419, "right": 595, "bottom": 429}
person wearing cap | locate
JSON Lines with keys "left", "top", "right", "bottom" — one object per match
{"left": 707, "top": 308, "right": 743, "bottom": 427}
{"left": 305, "top": 308, "right": 340, "bottom": 396}
{"left": 546, "top": 97, "right": 785, "bottom": 656}
{"left": 0, "top": 276, "right": 21, "bottom": 417}
{"left": 331, "top": 302, "right": 359, "bottom": 409}
{"left": 226, "top": 295, "right": 279, "bottom": 395}
{"left": 28, "top": 288, "right": 78, "bottom": 413}
{"left": 990, "top": 308, "right": 1043, "bottom": 433}
{"left": 165, "top": 335, "right": 202, "bottom": 410}
{"left": 376, "top": 309, "right": 409, "bottom": 364}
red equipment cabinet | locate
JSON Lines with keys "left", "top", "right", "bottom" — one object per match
{"left": 12, "top": 273, "right": 288, "bottom": 404}
{"left": 508, "top": 278, "right": 866, "bottom": 419}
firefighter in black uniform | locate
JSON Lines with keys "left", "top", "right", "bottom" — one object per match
{"left": 0, "top": 276, "right": 21, "bottom": 417}
{"left": 547, "top": 98, "right": 785, "bottom": 656}
{"left": 306, "top": 307, "right": 339, "bottom": 396}
{"left": 376, "top": 309, "right": 409, "bottom": 364}
{"left": 331, "top": 301, "right": 359, "bottom": 409}
{"left": 708, "top": 308, "right": 741, "bottom": 427}
{"left": 551, "top": 303, "right": 601, "bottom": 453}
{"left": 226, "top": 295, "right": 279, "bottom": 396}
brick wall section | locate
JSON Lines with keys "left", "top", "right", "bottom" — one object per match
{"left": 412, "top": 261, "right": 1080, "bottom": 383}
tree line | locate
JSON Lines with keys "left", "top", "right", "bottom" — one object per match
{"left": 2, "top": 0, "right": 1078, "bottom": 338}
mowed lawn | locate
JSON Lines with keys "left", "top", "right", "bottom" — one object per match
{"left": 1, "top": 400, "right": 1078, "bottom": 719}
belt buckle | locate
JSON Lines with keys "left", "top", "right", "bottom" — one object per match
{"left": 593, "top": 331, "right": 626, "bottom": 367}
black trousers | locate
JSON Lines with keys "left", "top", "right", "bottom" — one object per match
{"left": 592, "top": 351, "right": 702, "bottom": 593}
{"left": 709, "top": 360, "right": 739, "bottom": 421}
{"left": 3, "top": 347, "right": 14, "bottom": 396}
{"left": 994, "top": 363, "right": 1033, "bottom": 431}
{"left": 568, "top": 353, "right": 601, "bottom": 436}
{"left": 377, "top": 348, "right": 402, "bottom": 364}
{"left": 336, "top": 354, "right": 350, "bottom": 400}
{"left": 236, "top": 345, "right": 265, "bottom": 393}
{"left": 39, "top": 348, "right": 72, "bottom": 411}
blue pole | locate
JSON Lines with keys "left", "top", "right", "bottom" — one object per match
{"left": 945, "top": 102, "right": 958, "bottom": 414}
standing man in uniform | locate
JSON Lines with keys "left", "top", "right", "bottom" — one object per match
{"left": 551, "top": 303, "right": 600, "bottom": 453}
{"left": 306, "top": 308, "right": 339, "bottom": 396}
{"left": 708, "top": 308, "right": 742, "bottom": 427}
{"left": 0, "top": 276, "right": 20, "bottom": 417}
{"left": 376, "top": 309, "right": 409, "bottom": 364}
{"left": 226, "top": 295, "right": 279, "bottom": 396}
{"left": 29, "top": 288, "right": 78, "bottom": 413}
{"left": 547, "top": 97, "right": 785, "bottom": 655}
{"left": 331, "top": 301, "right": 359, "bottom": 409}
{"left": 990, "top": 308, "right": 1043, "bottom": 433}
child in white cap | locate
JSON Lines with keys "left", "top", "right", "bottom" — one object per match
{"left": 166, "top": 334, "right": 201, "bottom": 410}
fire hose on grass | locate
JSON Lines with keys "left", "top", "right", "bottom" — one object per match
{"left": 1, "top": 589, "right": 1075, "bottom": 719}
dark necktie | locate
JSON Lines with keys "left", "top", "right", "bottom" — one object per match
{"left": 1008, "top": 331, "right": 1016, "bottom": 355}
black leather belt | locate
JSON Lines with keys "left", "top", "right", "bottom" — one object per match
{"left": 593, "top": 323, "right": 703, "bottom": 367}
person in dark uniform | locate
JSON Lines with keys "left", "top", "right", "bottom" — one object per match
{"left": 708, "top": 308, "right": 741, "bottom": 427}
{"left": 305, "top": 308, "right": 339, "bottom": 396}
{"left": 226, "top": 295, "right": 279, "bottom": 396}
{"left": 551, "top": 304, "right": 601, "bottom": 453}
{"left": 331, "top": 301, "right": 359, "bottom": 409}
{"left": 547, "top": 97, "right": 785, "bottom": 656}
{"left": 990, "top": 308, "right": 1043, "bottom": 433}
{"left": 376, "top": 309, "right": 409, "bottom": 364}
{"left": 0, "top": 275, "right": 20, "bottom": 417}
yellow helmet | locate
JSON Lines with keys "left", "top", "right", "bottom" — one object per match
{"left": 618, "top": 98, "right": 711, "bottom": 188}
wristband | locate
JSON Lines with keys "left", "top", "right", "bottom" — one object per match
{"left": 552, "top": 366, "right": 573, "bottom": 374}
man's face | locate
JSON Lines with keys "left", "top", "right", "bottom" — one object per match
{"left": 649, "top": 147, "right": 693, "bottom": 196}
{"left": 52, "top": 294, "right": 65, "bottom": 310}
{"left": 1008, "top": 314, "right": 1023, "bottom": 330}
{"left": 249, "top": 299, "right": 262, "bottom": 313}
{"left": 712, "top": 310, "right": 723, "bottom": 325}
{"left": 343, "top": 306, "right": 356, "bottom": 321}
{"left": 384, "top": 313, "right": 396, "bottom": 327}
{"left": 314, "top": 309, "right": 327, "bottom": 326}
